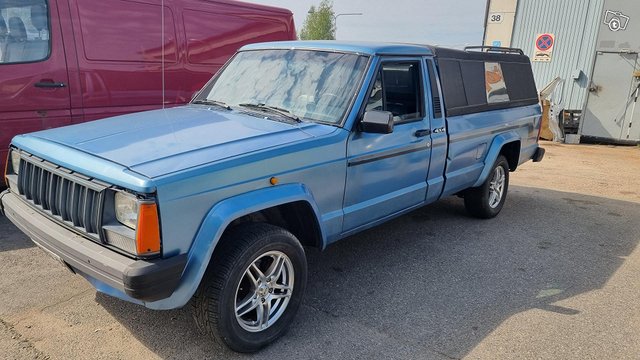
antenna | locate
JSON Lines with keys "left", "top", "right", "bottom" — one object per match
{"left": 161, "top": 0, "right": 165, "bottom": 109}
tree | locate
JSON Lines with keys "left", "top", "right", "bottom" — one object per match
{"left": 299, "top": 0, "right": 335, "bottom": 40}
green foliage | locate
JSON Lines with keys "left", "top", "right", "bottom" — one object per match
{"left": 299, "top": 0, "right": 335, "bottom": 40}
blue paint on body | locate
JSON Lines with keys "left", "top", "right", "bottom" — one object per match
{"left": 9, "top": 41, "right": 543, "bottom": 309}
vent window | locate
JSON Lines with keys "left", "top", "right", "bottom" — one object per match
{"left": 426, "top": 59, "right": 442, "bottom": 118}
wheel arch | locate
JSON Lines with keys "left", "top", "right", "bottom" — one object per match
{"left": 144, "top": 183, "right": 325, "bottom": 310}
{"left": 227, "top": 200, "right": 323, "bottom": 250}
{"left": 472, "top": 132, "right": 521, "bottom": 188}
{"left": 499, "top": 141, "right": 521, "bottom": 171}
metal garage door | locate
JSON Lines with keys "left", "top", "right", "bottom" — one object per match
{"left": 581, "top": 51, "right": 640, "bottom": 142}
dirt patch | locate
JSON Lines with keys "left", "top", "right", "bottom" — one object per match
{"left": 512, "top": 141, "right": 640, "bottom": 203}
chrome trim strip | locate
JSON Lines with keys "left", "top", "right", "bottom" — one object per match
{"left": 348, "top": 142, "right": 429, "bottom": 167}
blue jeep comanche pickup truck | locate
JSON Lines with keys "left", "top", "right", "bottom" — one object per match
{"left": 1, "top": 41, "right": 544, "bottom": 352}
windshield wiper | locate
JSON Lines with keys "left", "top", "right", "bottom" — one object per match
{"left": 192, "top": 99, "right": 231, "bottom": 110}
{"left": 238, "top": 103, "right": 301, "bottom": 122}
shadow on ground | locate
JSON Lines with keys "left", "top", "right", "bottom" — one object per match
{"left": 93, "top": 185, "right": 638, "bottom": 359}
{"left": 0, "top": 216, "right": 35, "bottom": 252}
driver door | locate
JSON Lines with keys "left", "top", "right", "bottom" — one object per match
{"left": 343, "top": 58, "right": 432, "bottom": 232}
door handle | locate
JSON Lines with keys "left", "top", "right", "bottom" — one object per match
{"left": 35, "top": 81, "right": 66, "bottom": 88}
{"left": 414, "top": 129, "right": 431, "bottom": 137}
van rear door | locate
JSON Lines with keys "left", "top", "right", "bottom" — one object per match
{"left": 0, "top": 0, "right": 71, "bottom": 172}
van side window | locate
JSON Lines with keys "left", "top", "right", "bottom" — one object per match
{"left": 183, "top": 9, "right": 290, "bottom": 66}
{"left": 76, "top": 0, "right": 177, "bottom": 63}
{"left": 365, "top": 61, "right": 423, "bottom": 122}
{"left": 0, "top": 0, "right": 50, "bottom": 64}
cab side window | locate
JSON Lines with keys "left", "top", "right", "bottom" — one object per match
{"left": 0, "top": 0, "right": 50, "bottom": 64}
{"left": 366, "top": 61, "right": 424, "bottom": 122}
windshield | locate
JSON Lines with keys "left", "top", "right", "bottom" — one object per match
{"left": 196, "top": 49, "right": 369, "bottom": 125}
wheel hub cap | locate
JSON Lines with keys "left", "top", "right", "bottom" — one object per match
{"left": 234, "top": 251, "right": 294, "bottom": 332}
{"left": 257, "top": 285, "right": 269, "bottom": 297}
{"left": 488, "top": 166, "right": 506, "bottom": 209}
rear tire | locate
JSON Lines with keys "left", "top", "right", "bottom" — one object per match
{"left": 464, "top": 155, "right": 510, "bottom": 219}
{"left": 192, "top": 223, "right": 307, "bottom": 353}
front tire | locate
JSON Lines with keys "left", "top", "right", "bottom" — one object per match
{"left": 192, "top": 223, "right": 307, "bottom": 352}
{"left": 464, "top": 155, "right": 510, "bottom": 219}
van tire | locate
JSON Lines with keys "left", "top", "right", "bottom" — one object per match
{"left": 464, "top": 155, "right": 510, "bottom": 219}
{"left": 192, "top": 223, "right": 307, "bottom": 353}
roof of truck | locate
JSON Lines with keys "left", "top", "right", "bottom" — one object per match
{"left": 241, "top": 41, "right": 531, "bottom": 63}
{"left": 241, "top": 41, "right": 435, "bottom": 56}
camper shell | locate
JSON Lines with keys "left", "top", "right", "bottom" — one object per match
{"left": 432, "top": 46, "right": 539, "bottom": 116}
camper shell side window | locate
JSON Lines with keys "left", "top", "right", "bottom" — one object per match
{"left": 434, "top": 48, "right": 538, "bottom": 117}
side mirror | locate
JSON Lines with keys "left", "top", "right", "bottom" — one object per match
{"left": 360, "top": 110, "right": 394, "bottom": 134}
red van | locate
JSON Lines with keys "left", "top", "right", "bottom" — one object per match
{"left": 0, "top": 0, "right": 295, "bottom": 173}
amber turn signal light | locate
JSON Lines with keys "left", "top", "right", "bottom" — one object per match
{"left": 135, "top": 202, "right": 161, "bottom": 255}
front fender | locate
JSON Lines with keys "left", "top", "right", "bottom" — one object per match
{"left": 472, "top": 132, "right": 520, "bottom": 188}
{"left": 145, "top": 183, "right": 325, "bottom": 309}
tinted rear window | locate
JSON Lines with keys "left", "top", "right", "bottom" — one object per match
{"left": 501, "top": 62, "right": 538, "bottom": 102}
{"left": 437, "top": 56, "right": 538, "bottom": 116}
{"left": 460, "top": 60, "right": 487, "bottom": 107}
{"left": 438, "top": 60, "right": 466, "bottom": 109}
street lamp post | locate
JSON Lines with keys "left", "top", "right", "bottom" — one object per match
{"left": 333, "top": 12, "right": 363, "bottom": 39}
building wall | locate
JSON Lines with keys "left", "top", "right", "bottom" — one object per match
{"left": 510, "top": 0, "right": 604, "bottom": 111}
{"left": 483, "top": 0, "right": 518, "bottom": 47}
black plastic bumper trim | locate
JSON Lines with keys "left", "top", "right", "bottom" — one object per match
{"left": 0, "top": 190, "right": 6, "bottom": 216}
{"left": 123, "top": 254, "right": 187, "bottom": 302}
{"left": 532, "top": 147, "right": 545, "bottom": 162}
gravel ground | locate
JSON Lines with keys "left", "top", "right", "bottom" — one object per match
{"left": 0, "top": 141, "right": 639, "bottom": 359}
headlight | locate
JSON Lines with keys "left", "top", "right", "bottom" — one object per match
{"left": 10, "top": 150, "right": 21, "bottom": 175}
{"left": 115, "top": 191, "right": 139, "bottom": 229}
{"left": 109, "top": 191, "right": 161, "bottom": 257}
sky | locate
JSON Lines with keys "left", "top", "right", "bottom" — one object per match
{"left": 249, "top": 0, "right": 487, "bottom": 48}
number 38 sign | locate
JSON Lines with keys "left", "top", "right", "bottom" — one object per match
{"left": 488, "top": 12, "right": 504, "bottom": 23}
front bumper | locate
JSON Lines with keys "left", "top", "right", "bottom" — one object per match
{"left": 0, "top": 190, "right": 186, "bottom": 302}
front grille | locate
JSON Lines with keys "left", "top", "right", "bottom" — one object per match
{"left": 16, "top": 153, "right": 109, "bottom": 239}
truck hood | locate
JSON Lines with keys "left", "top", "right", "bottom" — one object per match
{"left": 22, "top": 106, "right": 338, "bottom": 179}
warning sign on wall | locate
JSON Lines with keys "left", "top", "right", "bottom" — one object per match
{"left": 533, "top": 33, "right": 555, "bottom": 62}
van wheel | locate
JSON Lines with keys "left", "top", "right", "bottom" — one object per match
{"left": 464, "top": 155, "right": 509, "bottom": 219}
{"left": 192, "top": 223, "right": 307, "bottom": 353}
